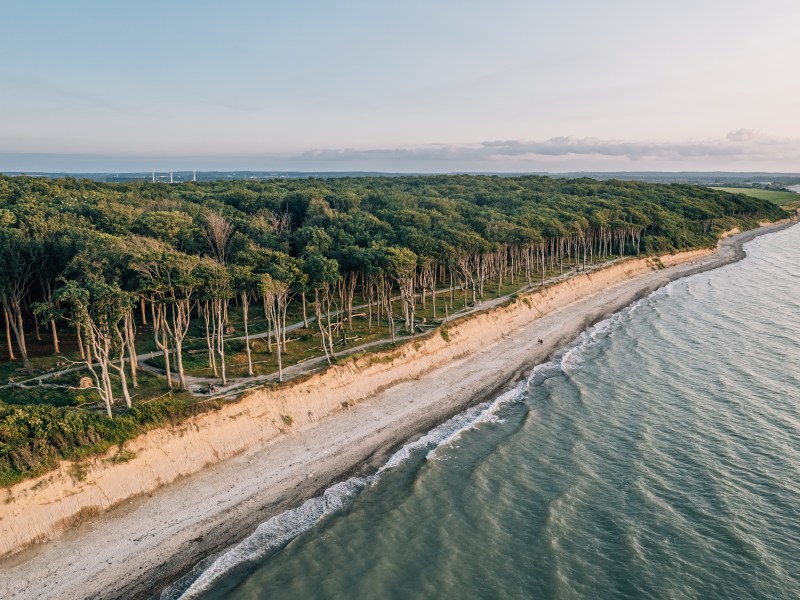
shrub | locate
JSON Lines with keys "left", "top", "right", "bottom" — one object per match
{"left": 0, "top": 396, "right": 221, "bottom": 487}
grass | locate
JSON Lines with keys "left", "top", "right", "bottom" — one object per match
{"left": 711, "top": 187, "right": 799, "bottom": 205}
{"left": 0, "top": 390, "right": 220, "bottom": 487}
{"left": 0, "top": 250, "right": 692, "bottom": 487}
{"left": 3, "top": 254, "right": 618, "bottom": 392}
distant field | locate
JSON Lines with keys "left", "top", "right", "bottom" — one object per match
{"left": 711, "top": 187, "right": 799, "bottom": 204}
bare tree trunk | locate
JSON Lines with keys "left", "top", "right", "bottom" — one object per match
{"left": 116, "top": 352, "right": 132, "bottom": 408}
{"left": 33, "top": 310, "right": 41, "bottom": 341}
{"left": 241, "top": 291, "right": 253, "bottom": 377}
{"left": 264, "top": 295, "right": 273, "bottom": 354}
{"left": 76, "top": 320, "right": 85, "bottom": 360}
{"left": 174, "top": 336, "right": 186, "bottom": 390}
{"left": 4, "top": 300, "right": 30, "bottom": 370}
{"left": 3, "top": 306, "right": 15, "bottom": 360}
{"left": 49, "top": 318, "right": 60, "bottom": 354}
{"left": 381, "top": 278, "right": 396, "bottom": 343}
{"left": 88, "top": 328, "right": 115, "bottom": 418}
{"left": 216, "top": 299, "right": 227, "bottom": 386}
{"left": 281, "top": 295, "right": 288, "bottom": 353}
{"left": 202, "top": 300, "right": 218, "bottom": 377}
{"left": 315, "top": 290, "right": 331, "bottom": 364}
{"left": 270, "top": 299, "right": 283, "bottom": 381}
{"left": 125, "top": 311, "right": 138, "bottom": 388}
{"left": 366, "top": 276, "right": 374, "bottom": 332}
{"left": 99, "top": 359, "right": 114, "bottom": 417}
{"left": 152, "top": 303, "right": 173, "bottom": 389}
{"left": 347, "top": 272, "right": 356, "bottom": 329}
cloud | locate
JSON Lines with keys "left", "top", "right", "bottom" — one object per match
{"left": 298, "top": 131, "right": 800, "bottom": 164}
{"left": 725, "top": 129, "right": 762, "bottom": 143}
{"left": 3, "top": 131, "right": 799, "bottom": 172}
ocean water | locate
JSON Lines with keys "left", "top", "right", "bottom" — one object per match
{"left": 167, "top": 224, "right": 800, "bottom": 600}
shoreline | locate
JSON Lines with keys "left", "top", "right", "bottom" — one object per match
{"left": 0, "top": 218, "right": 795, "bottom": 600}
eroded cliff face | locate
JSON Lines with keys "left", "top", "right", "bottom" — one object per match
{"left": 0, "top": 249, "right": 711, "bottom": 557}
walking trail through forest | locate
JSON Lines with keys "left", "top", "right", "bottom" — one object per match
{"left": 2, "top": 258, "right": 622, "bottom": 399}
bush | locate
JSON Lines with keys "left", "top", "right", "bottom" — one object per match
{"left": 0, "top": 397, "right": 221, "bottom": 487}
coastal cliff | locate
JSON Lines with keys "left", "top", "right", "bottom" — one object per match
{"left": 0, "top": 247, "right": 712, "bottom": 558}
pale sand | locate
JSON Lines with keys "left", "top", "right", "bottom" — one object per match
{"left": 0, "top": 220, "right": 794, "bottom": 600}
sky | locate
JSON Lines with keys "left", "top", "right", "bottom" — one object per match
{"left": 2, "top": 0, "right": 800, "bottom": 173}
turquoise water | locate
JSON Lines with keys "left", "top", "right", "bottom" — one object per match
{"left": 169, "top": 224, "right": 800, "bottom": 599}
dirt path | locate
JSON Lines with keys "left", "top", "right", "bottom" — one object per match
{"left": 141, "top": 257, "right": 625, "bottom": 396}
{"left": 2, "top": 258, "right": 621, "bottom": 398}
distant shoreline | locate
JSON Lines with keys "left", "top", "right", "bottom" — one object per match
{"left": 0, "top": 218, "right": 796, "bottom": 600}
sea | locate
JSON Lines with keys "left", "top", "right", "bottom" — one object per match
{"left": 165, "top": 223, "right": 800, "bottom": 600}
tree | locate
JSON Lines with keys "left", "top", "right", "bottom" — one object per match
{"left": 303, "top": 253, "right": 339, "bottom": 364}
{"left": 0, "top": 227, "right": 36, "bottom": 370}
{"left": 385, "top": 247, "right": 417, "bottom": 334}
{"left": 132, "top": 247, "right": 199, "bottom": 390}
{"left": 196, "top": 259, "right": 232, "bottom": 385}
{"left": 231, "top": 264, "right": 257, "bottom": 377}
{"left": 260, "top": 273, "right": 291, "bottom": 382}
{"left": 132, "top": 210, "right": 199, "bottom": 252}
{"left": 204, "top": 210, "right": 234, "bottom": 264}
{"left": 55, "top": 279, "right": 136, "bottom": 417}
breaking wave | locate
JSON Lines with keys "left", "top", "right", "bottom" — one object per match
{"left": 163, "top": 295, "right": 638, "bottom": 600}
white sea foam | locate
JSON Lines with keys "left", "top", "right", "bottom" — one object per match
{"left": 169, "top": 391, "right": 527, "bottom": 598}
{"left": 560, "top": 306, "right": 635, "bottom": 372}
{"left": 425, "top": 384, "right": 527, "bottom": 461}
{"left": 170, "top": 478, "right": 368, "bottom": 599}
{"left": 165, "top": 224, "right": 800, "bottom": 599}
{"left": 167, "top": 295, "right": 655, "bottom": 599}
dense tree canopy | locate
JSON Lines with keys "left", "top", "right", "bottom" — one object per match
{"left": 0, "top": 173, "right": 784, "bottom": 383}
{"left": 0, "top": 174, "right": 786, "bottom": 485}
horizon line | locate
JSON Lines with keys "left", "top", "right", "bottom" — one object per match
{"left": 3, "top": 169, "right": 800, "bottom": 177}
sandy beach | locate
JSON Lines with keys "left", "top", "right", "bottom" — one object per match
{"left": 0, "top": 219, "right": 795, "bottom": 600}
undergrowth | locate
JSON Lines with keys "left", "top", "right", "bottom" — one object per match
{"left": 0, "top": 397, "right": 221, "bottom": 487}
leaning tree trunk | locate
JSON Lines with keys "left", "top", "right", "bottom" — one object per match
{"left": 125, "top": 311, "right": 138, "bottom": 388}
{"left": 314, "top": 289, "right": 331, "bottom": 365}
{"left": 152, "top": 303, "right": 173, "bottom": 389}
{"left": 4, "top": 299, "right": 30, "bottom": 370}
{"left": 3, "top": 306, "right": 15, "bottom": 361}
{"left": 202, "top": 300, "right": 218, "bottom": 378}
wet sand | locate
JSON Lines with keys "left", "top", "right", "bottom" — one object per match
{"left": 0, "top": 219, "right": 795, "bottom": 600}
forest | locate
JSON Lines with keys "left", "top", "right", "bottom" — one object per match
{"left": 0, "top": 174, "right": 786, "bottom": 485}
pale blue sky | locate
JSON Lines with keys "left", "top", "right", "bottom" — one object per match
{"left": 2, "top": 0, "right": 799, "bottom": 172}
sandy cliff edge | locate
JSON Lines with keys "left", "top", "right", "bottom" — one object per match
{"left": 0, "top": 219, "right": 795, "bottom": 600}
{"left": 0, "top": 247, "right": 711, "bottom": 558}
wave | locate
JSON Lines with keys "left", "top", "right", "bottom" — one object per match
{"left": 165, "top": 391, "right": 530, "bottom": 599}
{"left": 163, "top": 293, "right": 650, "bottom": 599}
{"left": 559, "top": 297, "right": 649, "bottom": 372}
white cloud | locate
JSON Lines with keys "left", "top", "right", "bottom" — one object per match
{"left": 298, "top": 131, "right": 800, "bottom": 164}
{"left": 3, "top": 131, "right": 799, "bottom": 173}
